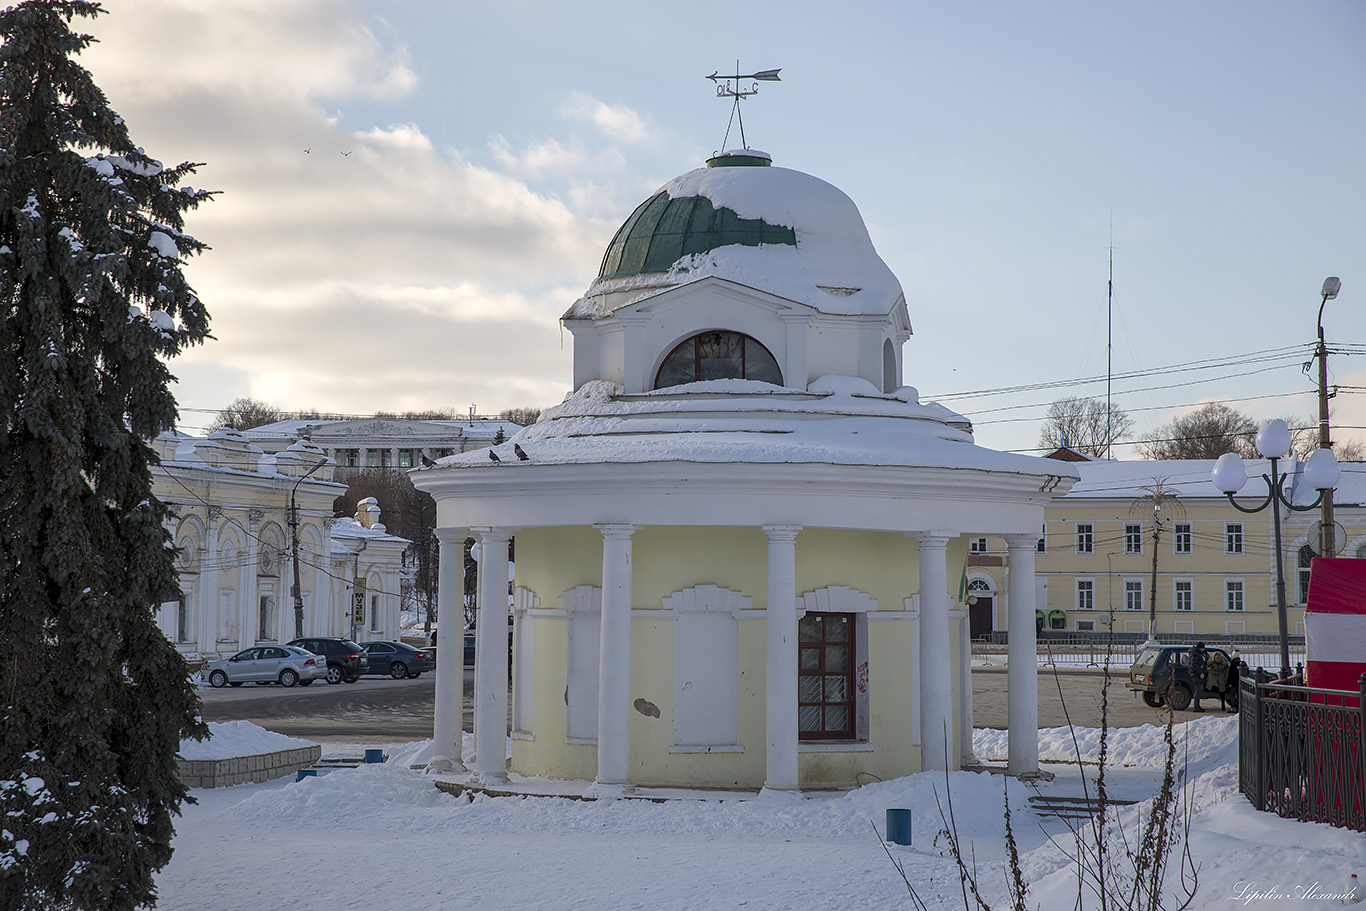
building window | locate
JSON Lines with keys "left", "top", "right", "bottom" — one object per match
{"left": 1075, "top": 579, "right": 1094, "bottom": 611}
{"left": 176, "top": 596, "right": 192, "bottom": 643}
{"left": 398, "top": 449, "right": 415, "bottom": 468}
{"left": 1124, "top": 524, "right": 1143, "bottom": 555}
{"left": 655, "top": 331, "right": 783, "bottom": 389}
{"left": 968, "top": 537, "right": 988, "bottom": 554}
{"left": 370, "top": 594, "right": 381, "bottom": 631}
{"left": 1036, "top": 524, "right": 1046, "bottom": 554}
{"left": 1173, "top": 523, "right": 1192, "bottom": 555}
{"left": 1124, "top": 580, "right": 1143, "bottom": 611}
{"left": 340, "top": 448, "right": 358, "bottom": 468}
{"left": 258, "top": 594, "right": 274, "bottom": 640}
{"left": 1225, "top": 580, "right": 1244, "bottom": 612}
{"left": 798, "top": 612, "right": 855, "bottom": 740}
{"left": 1297, "top": 545, "right": 1313, "bottom": 604}
{"left": 1076, "top": 524, "right": 1094, "bottom": 555}
{"left": 1225, "top": 523, "right": 1243, "bottom": 555}
{"left": 1174, "top": 579, "right": 1193, "bottom": 612}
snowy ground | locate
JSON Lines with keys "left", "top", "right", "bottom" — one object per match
{"left": 159, "top": 718, "right": 1365, "bottom": 910}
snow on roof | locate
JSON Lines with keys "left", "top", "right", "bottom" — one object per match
{"left": 1063, "top": 456, "right": 1366, "bottom": 506}
{"left": 244, "top": 418, "right": 524, "bottom": 440}
{"left": 566, "top": 164, "right": 904, "bottom": 320}
{"left": 329, "top": 517, "right": 409, "bottom": 547}
{"left": 426, "top": 378, "right": 1074, "bottom": 480}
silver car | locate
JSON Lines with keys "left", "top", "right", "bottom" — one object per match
{"left": 204, "top": 645, "right": 327, "bottom": 688}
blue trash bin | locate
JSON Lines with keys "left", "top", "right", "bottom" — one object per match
{"left": 364, "top": 749, "right": 385, "bottom": 764}
{"left": 886, "top": 808, "right": 912, "bottom": 845}
{"left": 296, "top": 769, "right": 318, "bottom": 781}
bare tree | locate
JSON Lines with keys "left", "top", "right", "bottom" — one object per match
{"left": 1139, "top": 402, "right": 1257, "bottom": 460}
{"left": 1037, "top": 396, "right": 1134, "bottom": 458}
{"left": 334, "top": 469, "right": 438, "bottom": 630}
{"left": 500, "top": 406, "right": 543, "bottom": 426}
{"left": 1335, "top": 438, "right": 1365, "bottom": 460}
{"left": 207, "top": 396, "right": 283, "bottom": 432}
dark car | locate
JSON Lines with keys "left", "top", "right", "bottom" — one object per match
{"left": 286, "top": 637, "right": 369, "bottom": 684}
{"left": 1127, "top": 644, "right": 1235, "bottom": 710}
{"left": 360, "top": 640, "right": 433, "bottom": 679}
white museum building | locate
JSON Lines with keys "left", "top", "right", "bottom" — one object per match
{"left": 151, "top": 428, "right": 410, "bottom": 660}
{"left": 416, "top": 149, "right": 1079, "bottom": 794}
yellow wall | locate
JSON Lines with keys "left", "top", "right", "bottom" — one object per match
{"left": 508, "top": 526, "right": 956, "bottom": 789}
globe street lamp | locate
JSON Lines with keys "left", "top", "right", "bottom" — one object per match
{"left": 1211, "top": 420, "right": 1339, "bottom": 674}
{"left": 290, "top": 458, "right": 329, "bottom": 639}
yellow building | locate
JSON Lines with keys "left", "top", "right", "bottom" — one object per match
{"left": 960, "top": 456, "right": 1365, "bottom": 642}
{"left": 416, "top": 150, "right": 1078, "bottom": 793}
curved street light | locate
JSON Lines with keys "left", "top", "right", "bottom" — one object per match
{"left": 1314, "top": 276, "right": 1342, "bottom": 557}
{"left": 290, "top": 458, "right": 329, "bottom": 639}
{"left": 1211, "top": 419, "right": 1339, "bottom": 674}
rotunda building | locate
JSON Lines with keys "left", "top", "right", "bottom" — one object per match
{"left": 416, "top": 150, "right": 1079, "bottom": 794}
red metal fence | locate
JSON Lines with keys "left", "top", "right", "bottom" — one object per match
{"left": 1238, "top": 668, "right": 1366, "bottom": 832}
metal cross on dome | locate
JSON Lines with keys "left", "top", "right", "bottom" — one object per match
{"left": 706, "top": 64, "right": 781, "bottom": 152}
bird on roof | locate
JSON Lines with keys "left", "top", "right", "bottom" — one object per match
{"left": 420, "top": 455, "right": 436, "bottom": 468}
{"left": 488, "top": 450, "right": 501, "bottom": 462}
{"left": 514, "top": 444, "right": 529, "bottom": 461}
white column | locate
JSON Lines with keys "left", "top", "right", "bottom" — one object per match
{"left": 762, "top": 525, "right": 802, "bottom": 794}
{"left": 244, "top": 510, "right": 263, "bottom": 644}
{"left": 431, "top": 527, "right": 467, "bottom": 772}
{"left": 200, "top": 508, "right": 221, "bottom": 653}
{"left": 591, "top": 524, "right": 638, "bottom": 794}
{"left": 950, "top": 606, "right": 976, "bottom": 764}
{"left": 915, "top": 533, "right": 954, "bottom": 771}
{"left": 1005, "top": 534, "right": 1040, "bottom": 777}
{"left": 472, "top": 528, "right": 511, "bottom": 784}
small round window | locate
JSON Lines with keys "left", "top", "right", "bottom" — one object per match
{"left": 654, "top": 331, "right": 782, "bottom": 389}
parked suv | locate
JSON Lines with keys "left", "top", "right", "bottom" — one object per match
{"left": 286, "top": 637, "right": 369, "bottom": 684}
{"left": 1127, "top": 644, "right": 1235, "bottom": 710}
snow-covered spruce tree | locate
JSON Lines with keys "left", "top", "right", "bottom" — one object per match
{"left": 0, "top": 2, "right": 212, "bottom": 908}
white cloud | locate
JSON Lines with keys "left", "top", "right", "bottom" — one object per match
{"left": 79, "top": 1, "right": 611, "bottom": 422}
{"left": 560, "top": 91, "right": 651, "bottom": 144}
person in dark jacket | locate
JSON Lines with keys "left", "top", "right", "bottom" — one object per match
{"left": 1226, "top": 652, "right": 1242, "bottom": 712}
{"left": 1190, "top": 642, "right": 1209, "bottom": 712}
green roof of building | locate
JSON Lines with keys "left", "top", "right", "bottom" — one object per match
{"left": 597, "top": 191, "right": 797, "bottom": 281}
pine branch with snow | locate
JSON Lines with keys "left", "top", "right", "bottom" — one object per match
{"left": 0, "top": 3, "right": 212, "bottom": 909}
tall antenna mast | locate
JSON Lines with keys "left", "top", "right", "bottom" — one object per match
{"left": 706, "top": 63, "right": 781, "bottom": 151}
{"left": 1106, "top": 215, "right": 1114, "bottom": 460}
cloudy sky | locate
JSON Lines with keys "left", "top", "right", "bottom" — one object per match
{"left": 79, "top": 0, "right": 1366, "bottom": 454}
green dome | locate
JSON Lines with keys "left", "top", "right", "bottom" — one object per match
{"left": 597, "top": 190, "right": 797, "bottom": 281}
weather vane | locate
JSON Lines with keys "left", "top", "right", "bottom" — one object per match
{"left": 706, "top": 63, "right": 781, "bottom": 152}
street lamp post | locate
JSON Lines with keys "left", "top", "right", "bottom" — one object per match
{"left": 1314, "top": 276, "right": 1342, "bottom": 558}
{"left": 1211, "top": 420, "right": 1339, "bottom": 675}
{"left": 290, "top": 458, "right": 329, "bottom": 639}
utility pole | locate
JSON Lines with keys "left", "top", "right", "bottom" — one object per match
{"left": 1316, "top": 277, "right": 1342, "bottom": 557}
{"left": 1131, "top": 478, "right": 1184, "bottom": 647}
{"left": 290, "top": 458, "right": 329, "bottom": 639}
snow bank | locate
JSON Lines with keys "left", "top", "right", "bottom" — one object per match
{"left": 177, "top": 720, "right": 317, "bottom": 760}
{"left": 974, "top": 714, "right": 1240, "bottom": 770}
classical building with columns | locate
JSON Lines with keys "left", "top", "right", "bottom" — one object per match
{"left": 415, "top": 149, "right": 1079, "bottom": 792}
{"left": 150, "top": 428, "right": 410, "bottom": 660}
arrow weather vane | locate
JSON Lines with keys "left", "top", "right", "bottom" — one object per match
{"left": 707, "top": 63, "right": 781, "bottom": 152}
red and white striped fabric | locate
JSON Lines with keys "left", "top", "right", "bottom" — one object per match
{"left": 1304, "top": 557, "right": 1366, "bottom": 693}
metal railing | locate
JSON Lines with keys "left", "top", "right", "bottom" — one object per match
{"left": 969, "top": 632, "right": 1306, "bottom": 669}
{"left": 1237, "top": 669, "right": 1366, "bottom": 833}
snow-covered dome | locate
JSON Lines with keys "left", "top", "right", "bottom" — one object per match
{"left": 566, "top": 151, "right": 904, "bottom": 320}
